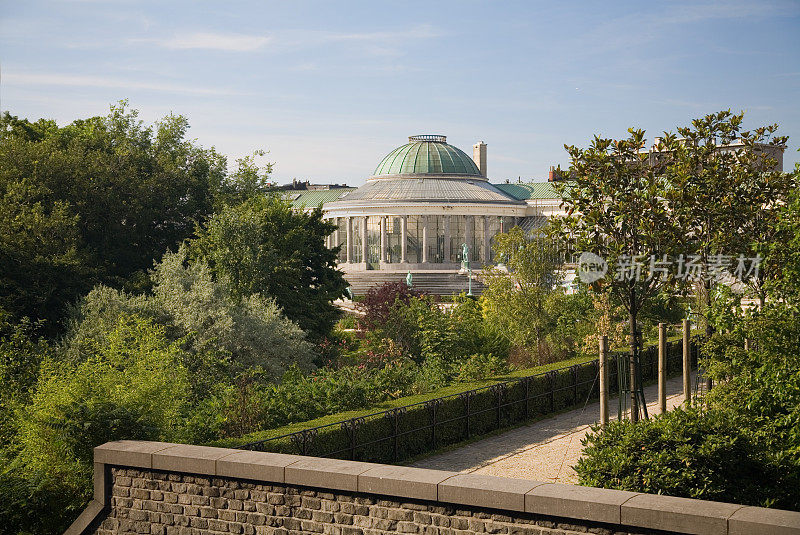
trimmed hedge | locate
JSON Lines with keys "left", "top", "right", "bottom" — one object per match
{"left": 229, "top": 338, "right": 694, "bottom": 464}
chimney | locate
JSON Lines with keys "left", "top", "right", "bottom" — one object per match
{"left": 548, "top": 166, "right": 556, "bottom": 182}
{"left": 473, "top": 141, "right": 487, "bottom": 177}
{"left": 653, "top": 137, "right": 662, "bottom": 151}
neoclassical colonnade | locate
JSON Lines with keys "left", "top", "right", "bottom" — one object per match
{"left": 325, "top": 214, "right": 512, "bottom": 268}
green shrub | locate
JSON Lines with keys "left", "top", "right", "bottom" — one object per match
{"left": 577, "top": 304, "right": 800, "bottom": 511}
{"left": 3, "top": 314, "right": 192, "bottom": 534}
{"left": 576, "top": 408, "right": 793, "bottom": 508}
{"left": 456, "top": 353, "right": 510, "bottom": 382}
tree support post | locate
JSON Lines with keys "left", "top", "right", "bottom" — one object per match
{"left": 658, "top": 323, "right": 667, "bottom": 415}
{"left": 682, "top": 319, "right": 691, "bottom": 406}
{"left": 629, "top": 313, "right": 639, "bottom": 422}
{"left": 599, "top": 336, "right": 609, "bottom": 427}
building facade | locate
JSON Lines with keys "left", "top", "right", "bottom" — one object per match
{"left": 290, "top": 135, "right": 560, "bottom": 275}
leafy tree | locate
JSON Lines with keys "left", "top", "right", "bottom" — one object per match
{"left": 576, "top": 190, "right": 800, "bottom": 510}
{"left": 62, "top": 247, "right": 316, "bottom": 385}
{"left": 660, "top": 110, "right": 791, "bottom": 317}
{"left": 217, "top": 150, "right": 275, "bottom": 207}
{"left": 552, "top": 129, "right": 679, "bottom": 420}
{"left": 190, "top": 194, "right": 347, "bottom": 340}
{"left": 152, "top": 247, "right": 316, "bottom": 378}
{"left": 481, "top": 225, "right": 564, "bottom": 363}
{"left": 0, "top": 103, "right": 227, "bottom": 331}
{"left": 0, "top": 178, "right": 88, "bottom": 333}
{"left": 764, "top": 162, "right": 800, "bottom": 307}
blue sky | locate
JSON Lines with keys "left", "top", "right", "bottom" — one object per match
{"left": 2, "top": 0, "right": 799, "bottom": 186}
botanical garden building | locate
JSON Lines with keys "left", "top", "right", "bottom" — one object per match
{"left": 285, "top": 134, "right": 562, "bottom": 293}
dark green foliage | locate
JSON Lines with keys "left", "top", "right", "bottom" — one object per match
{"left": 0, "top": 105, "right": 227, "bottom": 332}
{"left": 190, "top": 195, "right": 347, "bottom": 341}
{"left": 576, "top": 408, "right": 789, "bottom": 507}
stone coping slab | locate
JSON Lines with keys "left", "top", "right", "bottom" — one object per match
{"left": 67, "top": 440, "right": 800, "bottom": 535}
{"left": 621, "top": 493, "right": 745, "bottom": 535}
{"left": 358, "top": 464, "right": 457, "bottom": 501}
{"left": 525, "top": 482, "right": 638, "bottom": 525}
{"left": 438, "top": 473, "right": 547, "bottom": 512}
{"left": 729, "top": 506, "right": 800, "bottom": 535}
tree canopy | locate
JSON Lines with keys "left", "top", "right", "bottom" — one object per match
{"left": 189, "top": 195, "right": 348, "bottom": 341}
{"left": 0, "top": 103, "right": 228, "bottom": 332}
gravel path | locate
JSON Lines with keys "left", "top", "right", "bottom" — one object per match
{"left": 412, "top": 372, "right": 694, "bottom": 484}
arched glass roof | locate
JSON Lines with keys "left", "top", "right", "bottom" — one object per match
{"left": 373, "top": 135, "right": 482, "bottom": 177}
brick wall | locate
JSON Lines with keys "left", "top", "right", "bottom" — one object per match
{"left": 64, "top": 441, "right": 800, "bottom": 535}
{"left": 92, "top": 467, "right": 648, "bottom": 535}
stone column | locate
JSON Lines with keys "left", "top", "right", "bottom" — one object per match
{"left": 483, "top": 215, "right": 490, "bottom": 264}
{"left": 421, "top": 216, "right": 429, "bottom": 264}
{"left": 443, "top": 215, "right": 451, "bottom": 264}
{"left": 465, "top": 216, "right": 474, "bottom": 261}
{"left": 333, "top": 218, "right": 339, "bottom": 252}
{"left": 346, "top": 217, "right": 353, "bottom": 263}
{"left": 361, "top": 216, "right": 368, "bottom": 265}
{"left": 401, "top": 216, "right": 407, "bottom": 263}
{"left": 380, "top": 216, "right": 387, "bottom": 263}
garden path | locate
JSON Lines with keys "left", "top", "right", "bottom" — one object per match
{"left": 411, "top": 372, "right": 695, "bottom": 484}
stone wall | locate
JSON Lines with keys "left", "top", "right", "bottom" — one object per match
{"left": 65, "top": 441, "right": 800, "bottom": 535}
{"left": 93, "top": 467, "right": 644, "bottom": 535}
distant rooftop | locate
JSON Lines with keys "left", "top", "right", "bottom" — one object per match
{"left": 284, "top": 181, "right": 560, "bottom": 210}
{"left": 494, "top": 181, "right": 560, "bottom": 200}
{"left": 284, "top": 188, "right": 356, "bottom": 209}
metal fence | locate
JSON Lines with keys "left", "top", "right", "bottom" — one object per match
{"left": 237, "top": 339, "right": 692, "bottom": 464}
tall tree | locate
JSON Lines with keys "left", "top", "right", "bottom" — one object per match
{"left": 553, "top": 129, "right": 679, "bottom": 421}
{"left": 190, "top": 195, "right": 347, "bottom": 341}
{"left": 0, "top": 103, "right": 228, "bottom": 332}
{"left": 481, "top": 225, "right": 564, "bottom": 362}
{"left": 661, "top": 110, "right": 790, "bottom": 322}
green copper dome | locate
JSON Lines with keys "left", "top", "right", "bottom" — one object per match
{"left": 373, "top": 135, "right": 483, "bottom": 178}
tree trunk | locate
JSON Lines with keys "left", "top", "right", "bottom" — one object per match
{"left": 702, "top": 280, "right": 714, "bottom": 392}
{"left": 629, "top": 288, "right": 639, "bottom": 422}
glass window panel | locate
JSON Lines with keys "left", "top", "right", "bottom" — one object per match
{"left": 351, "top": 217, "right": 363, "bottom": 263}
{"left": 366, "top": 216, "right": 380, "bottom": 264}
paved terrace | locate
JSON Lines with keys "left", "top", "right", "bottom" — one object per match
{"left": 413, "top": 372, "right": 694, "bottom": 483}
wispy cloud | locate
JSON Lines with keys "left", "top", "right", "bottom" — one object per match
{"left": 144, "top": 32, "right": 271, "bottom": 51}
{"left": 4, "top": 72, "right": 247, "bottom": 96}
{"left": 140, "top": 24, "right": 443, "bottom": 57}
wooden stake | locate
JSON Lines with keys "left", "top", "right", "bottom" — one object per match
{"left": 599, "top": 336, "right": 609, "bottom": 427}
{"left": 682, "top": 319, "right": 691, "bottom": 406}
{"left": 658, "top": 323, "right": 667, "bottom": 415}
